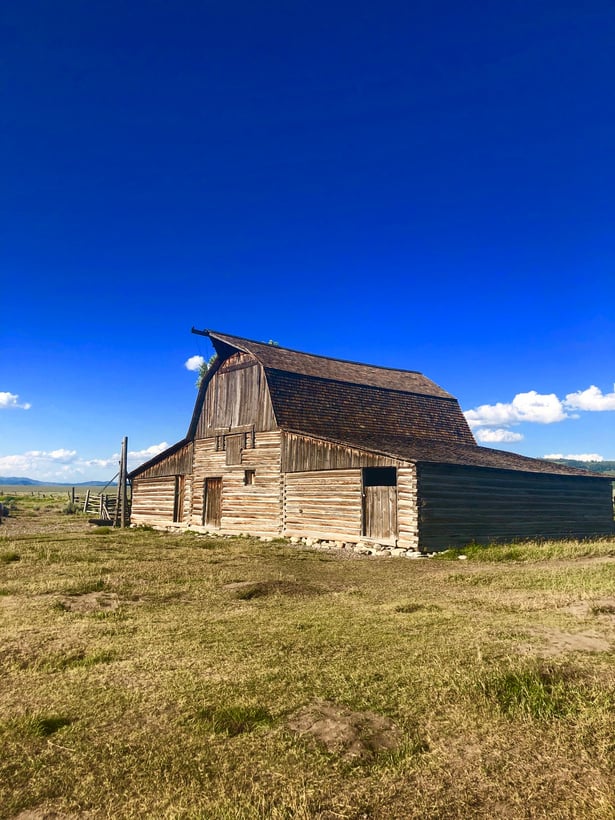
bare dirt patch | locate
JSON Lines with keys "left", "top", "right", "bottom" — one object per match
{"left": 57, "top": 592, "right": 120, "bottom": 613}
{"left": 521, "top": 627, "right": 611, "bottom": 657}
{"left": 287, "top": 699, "right": 403, "bottom": 760}
{"left": 565, "top": 597, "right": 615, "bottom": 618}
{"left": 224, "top": 579, "right": 321, "bottom": 600}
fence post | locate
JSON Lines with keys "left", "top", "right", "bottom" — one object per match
{"left": 114, "top": 437, "right": 129, "bottom": 528}
{"left": 120, "top": 437, "right": 128, "bottom": 528}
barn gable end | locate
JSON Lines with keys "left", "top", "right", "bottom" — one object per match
{"left": 129, "top": 331, "right": 614, "bottom": 550}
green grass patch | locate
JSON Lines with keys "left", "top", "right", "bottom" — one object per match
{"left": 394, "top": 602, "right": 440, "bottom": 613}
{"left": 63, "top": 577, "right": 107, "bottom": 595}
{"left": 435, "top": 538, "right": 615, "bottom": 562}
{"left": 0, "top": 550, "right": 20, "bottom": 563}
{"left": 18, "top": 714, "right": 73, "bottom": 737}
{"left": 477, "top": 662, "right": 584, "bottom": 720}
{"left": 193, "top": 704, "right": 275, "bottom": 736}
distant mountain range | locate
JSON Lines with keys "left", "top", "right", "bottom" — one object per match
{"left": 549, "top": 460, "right": 615, "bottom": 476}
{"left": 0, "top": 476, "right": 114, "bottom": 486}
{"left": 1, "top": 460, "right": 613, "bottom": 487}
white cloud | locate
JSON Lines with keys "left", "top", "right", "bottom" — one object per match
{"left": 0, "top": 391, "right": 31, "bottom": 410}
{"left": 544, "top": 453, "right": 604, "bottom": 462}
{"left": 464, "top": 391, "right": 568, "bottom": 428}
{"left": 564, "top": 385, "right": 615, "bottom": 412}
{"left": 0, "top": 449, "right": 79, "bottom": 478}
{"left": 127, "top": 442, "right": 169, "bottom": 470}
{"left": 184, "top": 355, "right": 205, "bottom": 372}
{"left": 474, "top": 428, "right": 524, "bottom": 443}
{"left": 0, "top": 442, "right": 169, "bottom": 482}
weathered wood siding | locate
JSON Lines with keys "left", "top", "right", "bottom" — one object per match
{"left": 282, "top": 433, "right": 402, "bottom": 472}
{"left": 418, "top": 463, "right": 615, "bottom": 551}
{"left": 197, "top": 353, "right": 276, "bottom": 437}
{"left": 131, "top": 477, "right": 178, "bottom": 524}
{"left": 283, "top": 469, "right": 363, "bottom": 540}
{"left": 397, "top": 465, "right": 419, "bottom": 550}
{"left": 132, "top": 441, "right": 193, "bottom": 479}
{"left": 191, "top": 431, "right": 282, "bottom": 535}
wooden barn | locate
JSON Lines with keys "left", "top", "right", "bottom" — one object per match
{"left": 129, "top": 330, "right": 614, "bottom": 552}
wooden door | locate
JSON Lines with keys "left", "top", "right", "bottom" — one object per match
{"left": 173, "top": 475, "right": 185, "bottom": 523}
{"left": 362, "top": 468, "right": 397, "bottom": 540}
{"left": 363, "top": 485, "right": 397, "bottom": 539}
{"left": 203, "top": 477, "right": 222, "bottom": 527}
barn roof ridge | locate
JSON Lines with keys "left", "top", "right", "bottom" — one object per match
{"left": 264, "top": 366, "right": 462, "bottom": 402}
{"left": 203, "top": 328, "right": 425, "bottom": 374}
{"left": 199, "top": 329, "right": 453, "bottom": 399}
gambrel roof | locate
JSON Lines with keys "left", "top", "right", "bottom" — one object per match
{"left": 195, "top": 330, "right": 475, "bottom": 448}
{"left": 131, "top": 330, "right": 602, "bottom": 480}
{"left": 188, "top": 330, "right": 600, "bottom": 479}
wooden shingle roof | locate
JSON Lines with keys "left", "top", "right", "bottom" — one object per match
{"left": 201, "top": 330, "right": 475, "bottom": 447}
{"left": 194, "top": 331, "right": 604, "bottom": 479}
{"left": 266, "top": 370, "right": 475, "bottom": 445}
{"left": 205, "top": 330, "right": 454, "bottom": 398}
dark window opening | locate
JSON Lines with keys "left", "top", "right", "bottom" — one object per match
{"left": 244, "top": 470, "right": 255, "bottom": 486}
{"left": 362, "top": 467, "right": 397, "bottom": 487}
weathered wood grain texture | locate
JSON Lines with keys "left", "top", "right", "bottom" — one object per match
{"left": 282, "top": 433, "right": 404, "bottom": 472}
{"left": 192, "top": 432, "right": 282, "bottom": 535}
{"left": 396, "top": 466, "right": 419, "bottom": 549}
{"left": 130, "top": 477, "right": 178, "bottom": 524}
{"left": 363, "top": 484, "right": 397, "bottom": 540}
{"left": 283, "top": 469, "right": 363, "bottom": 540}
{"left": 418, "top": 463, "right": 615, "bottom": 551}
{"left": 197, "top": 354, "right": 276, "bottom": 436}
{"left": 131, "top": 442, "right": 194, "bottom": 479}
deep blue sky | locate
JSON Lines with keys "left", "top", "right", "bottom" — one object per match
{"left": 2, "top": 0, "right": 614, "bottom": 480}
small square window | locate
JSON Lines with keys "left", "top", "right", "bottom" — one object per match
{"left": 244, "top": 470, "right": 255, "bottom": 486}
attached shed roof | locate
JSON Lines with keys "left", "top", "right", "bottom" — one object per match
{"left": 287, "top": 430, "right": 603, "bottom": 478}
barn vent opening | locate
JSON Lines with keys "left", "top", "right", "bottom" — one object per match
{"left": 362, "top": 467, "right": 397, "bottom": 487}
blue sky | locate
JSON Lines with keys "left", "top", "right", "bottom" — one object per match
{"left": 1, "top": 0, "right": 614, "bottom": 481}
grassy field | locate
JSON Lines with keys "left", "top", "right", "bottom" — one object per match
{"left": 1, "top": 493, "right": 615, "bottom": 818}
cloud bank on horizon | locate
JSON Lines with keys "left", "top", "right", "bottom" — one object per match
{"left": 464, "top": 384, "right": 615, "bottom": 446}
{"left": 0, "top": 443, "right": 169, "bottom": 483}
{"left": 2, "top": 369, "right": 614, "bottom": 480}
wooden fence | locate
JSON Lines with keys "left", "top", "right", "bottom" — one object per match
{"left": 67, "top": 487, "right": 131, "bottom": 525}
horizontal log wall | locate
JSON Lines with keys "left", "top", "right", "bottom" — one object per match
{"left": 181, "top": 476, "right": 193, "bottom": 524}
{"left": 197, "top": 356, "right": 276, "bottom": 436}
{"left": 397, "top": 465, "right": 419, "bottom": 550}
{"left": 418, "top": 463, "right": 615, "bottom": 551}
{"left": 192, "top": 431, "right": 282, "bottom": 536}
{"left": 283, "top": 469, "right": 363, "bottom": 541}
{"left": 282, "top": 433, "right": 402, "bottom": 472}
{"left": 131, "top": 477, "right": 177, "bottom": 524}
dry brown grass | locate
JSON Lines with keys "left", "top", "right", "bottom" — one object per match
{"left": 1, "top": 493, "right": 615, "bottom": 818}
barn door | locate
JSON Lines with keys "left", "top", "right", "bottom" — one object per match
{"left": 173, "top": 475, "right": 185, "bottom": 523}
{"left": 203, "top": 477, "right": 222, "bottom": 528}
{"left": 362, "top": 468, "right": 397, "bottom": 540}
